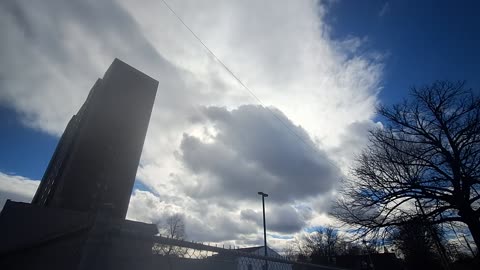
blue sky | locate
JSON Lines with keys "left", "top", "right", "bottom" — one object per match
{"left": 0, "top": 106, "right": 56, "bottom": 179}
{"left": 326, "top": 0, "right": 480, "bottom": 106}
{"left": 0, "top": 0, "right": 479, "bottom": 247}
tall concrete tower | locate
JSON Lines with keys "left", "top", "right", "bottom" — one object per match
{"left": 31, "top": 58, "right": 158, "bottom": 219}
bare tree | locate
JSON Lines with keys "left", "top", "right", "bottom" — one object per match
{"left": 283, "top": 242, "right": 300, "bottom": 261}
{"left": 153, "top": 214, "right": 187, "bottom": 256}
{"left": 332, "top": 81, "right": 480, "bottom": 249}
{"left": 300, "top": 226, "right": 341, "bottom": 264}
{"left": 162, "top": 214, "right": 186, "bottom": 240}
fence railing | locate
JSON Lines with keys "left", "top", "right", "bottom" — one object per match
{"left": 75, "top": 218, "right": 347, "bottom": 270}
{"left": 146, "top": 234, "right": 345, "bottom": 270}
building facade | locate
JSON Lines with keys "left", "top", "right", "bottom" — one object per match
{"left": 31, "top": 58, "right": 158, "bottom": 219}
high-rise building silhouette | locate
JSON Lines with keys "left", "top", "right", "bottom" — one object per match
{"left": 31, "top": 59, "right": 157, "bottom": 219}
{"left": 0, "top": 59, "right": 162, "bottom": 270}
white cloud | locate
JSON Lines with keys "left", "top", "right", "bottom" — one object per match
{"left": 0, "top": 172, "right": 39, "bottom": 209}
{"left": 0, "top": 0, "right": 383, "bottom": 250}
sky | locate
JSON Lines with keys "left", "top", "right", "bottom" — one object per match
{"left": 1, "top": 0, "right": 479, "bottom": 250}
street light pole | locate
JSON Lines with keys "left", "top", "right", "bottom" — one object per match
{"left": 258, "top": 191, "right": 268, "bottom": 270}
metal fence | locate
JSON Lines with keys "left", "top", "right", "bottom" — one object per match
{"left": 148, "top": 235, "right": 345, "bottom": 270}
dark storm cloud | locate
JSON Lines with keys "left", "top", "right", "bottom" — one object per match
{"left": 180, "top": 105, "right": 341, "bottom": 204}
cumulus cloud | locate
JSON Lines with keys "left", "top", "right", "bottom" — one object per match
{"left": 179, "top": 105, "right": 340, "bottom": 204}
{"left": 0, "top": 172, "right": 38, "bottom": 209}
{"left": 127, "top": 189, "right": 259, "bottom": 243}
{"left": 0, "top": 0, "right": 384, "bottom": 249}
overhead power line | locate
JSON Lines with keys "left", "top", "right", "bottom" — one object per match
{"left": 160, "top": 0, "right": 341, "bottom": 172}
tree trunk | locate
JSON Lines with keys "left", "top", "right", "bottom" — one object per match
{"left": 462, "top": 211, "right": 480, "bottom": 256}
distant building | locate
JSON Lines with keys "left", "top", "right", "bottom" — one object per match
{"left": 31, "top": 58, "right": 157, "bottom": 219}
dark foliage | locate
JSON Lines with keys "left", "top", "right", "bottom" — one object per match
{"left": 392, "top": 217, "right": 443, "bottom": 269}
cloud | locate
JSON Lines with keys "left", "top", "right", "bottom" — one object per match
{"left": 326, "top": 120, "right": 383, "bottom": 170}
{"left": 0, "top": 0, "right": 200, "bottom": 137}
{"left": 119, "top": 0, "right": 383, "bottom": 146}
{"left": 127, "top": 189, "right": 259, "bottom": 243}
{"left": 179, "top": 105, "right": 340, "bottom": 204}
{"left": 1, "top": 0, "right": 384, "bottom": 249}
{"left": 0, "top": 172, "right": 39, "bottom": 209}
{"left": 241, "top": 204, "right": 307, "bottom": 234}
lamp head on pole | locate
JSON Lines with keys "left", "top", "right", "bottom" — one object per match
{"left": 258, "top": 192, "right": 268, "bottom": 197}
